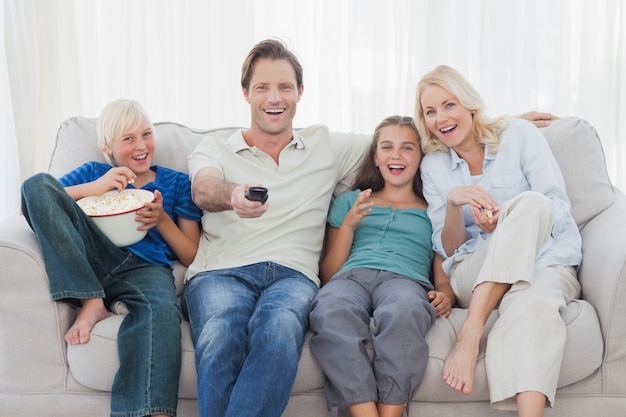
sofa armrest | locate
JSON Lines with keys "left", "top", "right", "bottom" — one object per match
{"left": 0, "top": 215, "right": 78, "bottom": 393}
{"left": 577, "top": 191, "right": 626, "bottom": 392}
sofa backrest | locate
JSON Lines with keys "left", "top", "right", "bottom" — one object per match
{"left": 50, "top": 116, "right": 615, "bottom": 228}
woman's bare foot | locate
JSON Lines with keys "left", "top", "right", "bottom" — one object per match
{"left": 65, "top": 298, "right": 109, "bottom": 345}
{"left": 442, "top": 323, "right": 482, "bottom": 395}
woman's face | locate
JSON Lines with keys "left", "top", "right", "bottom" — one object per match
{"left": 420, "top": 83, "right": 475, "bottom": 149}
{"left": 374, "top": 125, "right": 421, "bottom": 189}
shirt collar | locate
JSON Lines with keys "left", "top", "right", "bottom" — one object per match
{"left": 448, "top": 144, "right": 494, "bottom": 169}
{"left": 227, "top": 129, "right": 305, "bottom": 152}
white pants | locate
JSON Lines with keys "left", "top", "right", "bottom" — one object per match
{"left": 449, "top": 192, "right": 581, "bottom": 410}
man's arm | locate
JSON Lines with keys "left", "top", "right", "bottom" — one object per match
{"left": 192, "top": 166, "right": 268, "bottom": 218}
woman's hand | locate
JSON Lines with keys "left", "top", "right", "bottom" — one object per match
{"left": 446, "top": 185, "right": 497, "bottom": 212}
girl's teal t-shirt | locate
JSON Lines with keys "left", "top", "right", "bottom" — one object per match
{"left": 328, "top": 189, "right": 434, "bottom": 283}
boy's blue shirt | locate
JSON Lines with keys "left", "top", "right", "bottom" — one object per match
{"left": 59, "top": 161, "right": 201, "bottom": 268}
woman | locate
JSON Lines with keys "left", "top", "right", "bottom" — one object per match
{"left": 310, "top": 115, "right": 454, "bottom": 417}
{"left": 415, "top": 65, "right": 582, "bottom": 417}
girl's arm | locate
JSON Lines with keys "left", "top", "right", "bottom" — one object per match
{"left": 319, "top": 189, "right": 373, "bottom": 285}
{"left": 428, "top": 253, "right": 456, "bottom": 317}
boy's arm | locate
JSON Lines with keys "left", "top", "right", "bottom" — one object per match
{"left": 64, "top": 167, "right": 136, "bottom": 200}
{"left": 136, "top": 190, "right": 200, "bottom": 267}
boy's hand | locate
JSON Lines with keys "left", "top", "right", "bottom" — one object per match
{"left": 429, "top": 290, "right": 452, "bottom": 318}
{"left": 95, "top": 167, "right": 137, "bottom": 194}
{"left": 136, "top": 190, "right": 164, "bottom": 230}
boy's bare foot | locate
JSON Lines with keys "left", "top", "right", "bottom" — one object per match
{"left": 65, "top": 298, "right": 109, "bottom": 345}
{"left": 442, "top": 324, "right": 482, "bottom": 395}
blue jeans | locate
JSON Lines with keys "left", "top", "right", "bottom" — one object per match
{"left": 21, "top": 173, "right": 181, "bottom": 417}
{"left": 182, "top": 262, "right": 318, "bottom": 417}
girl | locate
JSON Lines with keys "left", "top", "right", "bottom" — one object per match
{"left": 309, "top": 115, "right": 454, "bottom": 417}
{"left": 415, "top": 65, "right": 582, "bottom": 417}
{"left": 21, "top": 99, "right": 201, "bottom": 417}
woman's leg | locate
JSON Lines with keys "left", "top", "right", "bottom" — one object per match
{"left": 443, "top": 192, "right": 555, "bottom": 396}
{"left": 107, "top": 258, "right": 181, "bottom": 417}
{"left": 487, "top": 265, "right": 580, "bottom": 414}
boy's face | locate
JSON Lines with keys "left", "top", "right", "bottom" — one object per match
{"left": 108, "top": 118, "right": 155, "bottom": 175}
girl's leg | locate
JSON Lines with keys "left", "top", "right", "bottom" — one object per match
{"left": 309, "top": 269, "right": 377, "bottom": 412}
{"left": 371, "top": 273, "right": 435, "bottom": 406}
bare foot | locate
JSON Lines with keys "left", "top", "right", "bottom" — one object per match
{"left": 442, "top": 324, "right": 482, "bottom": 395}
{"left": 65, "top": 298, "right": 109, "bottom": 345}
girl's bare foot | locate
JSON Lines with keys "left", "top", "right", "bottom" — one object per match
{"left": 65, "top": 298, "right": 109, "bottom": 345}
{"left": 442, "top": 324, "right": 482, "bottom": 395}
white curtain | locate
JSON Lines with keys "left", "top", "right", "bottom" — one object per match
{"left": 3, "top": 0, "right": 625, "bottom": 220}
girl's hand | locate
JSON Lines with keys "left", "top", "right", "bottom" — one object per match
{"left": 343, "top": 189, "right": 374, "bottom": 230}
{"left": 428, "top": 290, "right": 453, "bottom": 318}
{"left": 135, "top": 190, "right": 164, "bottom": 230}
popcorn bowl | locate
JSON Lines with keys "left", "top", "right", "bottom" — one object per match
{"left": 77, "top": 189, "right": 155, "bottom": 247}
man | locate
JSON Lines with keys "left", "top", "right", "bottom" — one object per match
{"left": 182, "top": 38, "right": 557, "bottom": 417}
{"left": 182, "top": 38, "right": 369, "bottom": 417}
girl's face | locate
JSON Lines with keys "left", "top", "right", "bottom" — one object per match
{"left": 420, "top": 83, "right": 475, "bottom": 149}
{"left": 107, "top": 118, "right": 155, "bottom": 175}
{"left": 374, "top": 125, "right": 421, "bottom": 188}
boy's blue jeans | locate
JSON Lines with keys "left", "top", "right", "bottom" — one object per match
{"left": 182, "top": 262, "right": 318, "bottom": 417}
{"left": 21, "top": 173, "right": 181, "bottom": 417}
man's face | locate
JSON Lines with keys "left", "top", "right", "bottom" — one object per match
{"left": 243, "top": 58, "right": 303, "bottom": 137}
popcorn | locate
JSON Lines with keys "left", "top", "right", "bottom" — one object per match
{"left": 78, "top": 191, "right": 145, "bottom": 216}
{"left": 482, "top": 208, "right": 493, "bottom": 219}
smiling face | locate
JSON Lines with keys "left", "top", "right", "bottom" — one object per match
{"left": 243, "top": 57, "right": 303, "bottom": 138}
{"left": 107, "top": 118, "right": 154, "bottom": 176}
{"left": 374, "top": 125, "right": 422, "bottom": 189}
{"left": 419, "top": 83, "right": 476, "bottom": 150}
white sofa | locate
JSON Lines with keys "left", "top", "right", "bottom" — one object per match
{"left": 1, "top": 116, "right": 625, "bottom": 417}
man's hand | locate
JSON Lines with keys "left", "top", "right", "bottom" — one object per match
{"left": 519, "top": 111, "right": 558, "bottom": 128}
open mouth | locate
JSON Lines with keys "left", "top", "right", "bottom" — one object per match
{"left": 264, "top": 108, "right": 285, "bottom": 115}
{"left": 132, "top": 153, "right": 148, "bottom": 161}
{"left": 388, "top": 164, "right": 406, "bottom": 174}
{"left": 440, "top": 125, "right": 457, "bottom": 134}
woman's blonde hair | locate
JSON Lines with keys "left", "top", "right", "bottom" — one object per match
{"left": 97, "top": 99, "right": 154, "bottom": 166}
{"left": 414, "top": 65, "right": 509, "bottom": 154}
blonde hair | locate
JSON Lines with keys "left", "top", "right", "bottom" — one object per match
{"left": 414, "top": 65, "right": 509, "bottom": 154}
{"left": 97, "top": 99, "right": 154, "bottom": 166}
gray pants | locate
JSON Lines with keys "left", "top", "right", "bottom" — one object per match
{"left": 309, "top": 269, "right": 436, "bottom": 411}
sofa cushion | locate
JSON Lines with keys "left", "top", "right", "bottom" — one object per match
{"left": 540, "top": 117, "right": 615, "bottom": 227}
{"left": 49, "top": 117, "right": 243, "bottom": 177}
